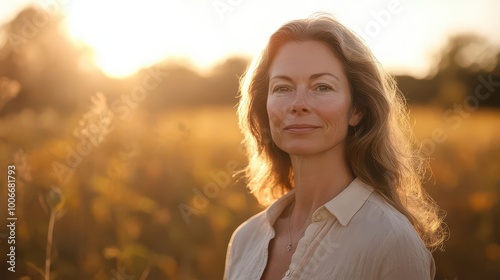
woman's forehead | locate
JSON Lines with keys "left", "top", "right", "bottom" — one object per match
{"left": 268, "top": 41, "right": 347, "bottom": 81}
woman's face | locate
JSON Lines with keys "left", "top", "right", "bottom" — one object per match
{"left": 266, "top": 40, "right": 362, "bottom": 156}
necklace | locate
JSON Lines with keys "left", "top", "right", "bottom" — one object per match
{"left": 286, "top": 201, "right": 311, "bottom": 252}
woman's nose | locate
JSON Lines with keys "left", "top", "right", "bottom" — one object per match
{"left": 290, "top": 88, "right": 310, "bottom": 115}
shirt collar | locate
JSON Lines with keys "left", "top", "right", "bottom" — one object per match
{"left": 264, "top": 177, "right": 374, "bottom": 227}
{"left": 323, "top": 178, "right": 374, "bottom": 226}
{"left": 265, "top": 189, "right": 295, "bottom": 226}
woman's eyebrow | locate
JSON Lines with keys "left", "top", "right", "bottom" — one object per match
{"left": 310, "top": 72, "right": 339, "bottom": 82}
{"left": 269, "top": 75, "right": 293, "bottom": 82}
{"left": 270, "top": 73, "right": 339, "bottom": 82}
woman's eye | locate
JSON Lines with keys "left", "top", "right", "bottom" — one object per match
{"left": 273, "top": 86, "right": 291, "bottom": 93}
{"left": 315, "top": 84, "right": 332, "bottom": 91}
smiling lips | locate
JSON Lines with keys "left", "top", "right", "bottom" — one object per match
{"left": 284, "top": 124, "right": 321, "bottom": 133}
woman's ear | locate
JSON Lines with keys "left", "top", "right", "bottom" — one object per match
{"left": 348, "top": 107, "right": 363, "bottom": 126}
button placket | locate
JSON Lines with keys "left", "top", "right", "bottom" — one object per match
{"left": 313, "top": 211, "right": 322, "bottom": 222}
{"left": 287, "top": 222, "right": 318, "bottom": 279}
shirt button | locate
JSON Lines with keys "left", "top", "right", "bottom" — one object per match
{"left": 285, "top": 269, "right": 290, "bottom": 276}
{"left": 313, "top": 214, "right": 321, "bottom": 222}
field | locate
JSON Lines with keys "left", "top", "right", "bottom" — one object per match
{"left": 0, "top": 104, "right": 499, "bottom": 279}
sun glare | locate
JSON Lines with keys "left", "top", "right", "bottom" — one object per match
{"left": 64, "top": 0, "right": 221, "bottom": 78}
{"left": 57, "top": 0, "right": 500, "bottom": 79}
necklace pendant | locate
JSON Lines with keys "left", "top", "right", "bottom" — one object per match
{"left": 287, "top": 244, "right": 292, "bottom": 252}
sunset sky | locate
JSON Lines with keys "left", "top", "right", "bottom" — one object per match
{"left": 1, "top": 0, "right": 499, "bottom": 78}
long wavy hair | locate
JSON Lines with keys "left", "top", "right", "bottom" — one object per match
{"left": 237, "top": 14, "right": 446, "bottom": 250}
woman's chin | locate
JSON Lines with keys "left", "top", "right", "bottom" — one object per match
{"left": 279, "top": 145, "right": 322, "bottom": 156}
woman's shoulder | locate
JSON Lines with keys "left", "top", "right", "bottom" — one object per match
{"left": 358, "top": 192, "right": 435, "bottom": 278}
{"left": 364, "top": 193, "right": 415, "bottom": 228}
{"left": 230, "top": 208, "right": 268, "bottom": 244}
{"left": 225, "top": 207, "right": 271, "bottom": 274}
{"left": 224, "top": 209, "right": 270, "bottom": 280}
{"left": 356, "top": 191, "right": 428, "bottom": 250}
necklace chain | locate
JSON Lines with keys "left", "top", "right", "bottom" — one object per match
{"left": 286, "top": 201, "right": 310, "bottom": 252}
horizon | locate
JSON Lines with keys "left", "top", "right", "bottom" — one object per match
{"left": 1, "top": 0, "right": 500, "bottom": 79}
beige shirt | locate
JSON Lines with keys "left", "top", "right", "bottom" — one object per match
{"left": 224, "top": 178, "right": 435, "bottom": 280}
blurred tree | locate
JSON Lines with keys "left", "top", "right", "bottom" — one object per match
{"left": 399, "top": 34, "right": 500, "bottom": 108}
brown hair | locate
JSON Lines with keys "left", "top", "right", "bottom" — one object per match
{"left": 237, "top": 14, "right": 446, "bottom": 250}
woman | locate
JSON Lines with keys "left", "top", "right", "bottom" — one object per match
{"left": 224, "top": 14, "right": 446, "bottom": 280}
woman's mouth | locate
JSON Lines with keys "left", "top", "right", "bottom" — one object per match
{"left": 284, "top": 124, "right": 321, "bottom": 133}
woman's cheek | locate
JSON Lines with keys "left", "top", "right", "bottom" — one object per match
{"left": 268, "top": 115, "right": 280, "bottom": 134}
{"left": 267, "top": 100, "right": 283, "bottom": 124}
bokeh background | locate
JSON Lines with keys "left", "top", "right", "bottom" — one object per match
{"left": 0, "top": 0, "right": 499, "bottom": 279}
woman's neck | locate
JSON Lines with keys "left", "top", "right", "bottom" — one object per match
{"left": 289, "top": 146, "right": 354, "bottom": 225}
